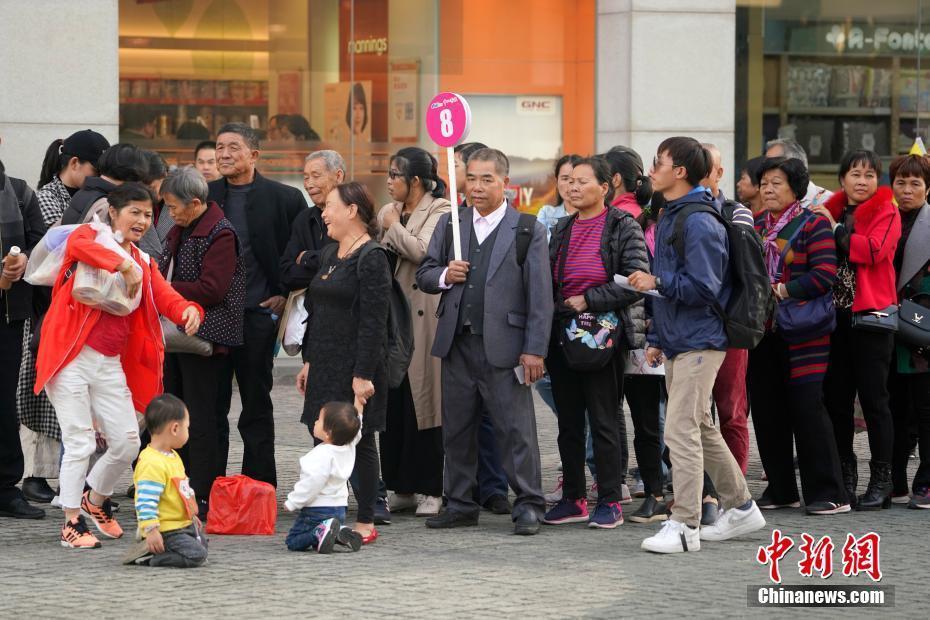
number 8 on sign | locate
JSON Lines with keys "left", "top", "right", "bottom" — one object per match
{"left": 439, "top": 109, "right": 454, "bottom": 138}
{"left": 426, "top": 92, "right": 471, "bottom": 148}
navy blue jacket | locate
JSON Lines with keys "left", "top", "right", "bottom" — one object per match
{"left": 646, "top": 187, "right": 731, "bottom": 358}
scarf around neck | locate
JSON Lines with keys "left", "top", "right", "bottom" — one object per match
{"left": 762, "top": 200, "right": 803, "bottom": 282}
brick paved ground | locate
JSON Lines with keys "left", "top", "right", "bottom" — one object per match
{"left": 1, "top": 363, "right": 924, "bottom": 618}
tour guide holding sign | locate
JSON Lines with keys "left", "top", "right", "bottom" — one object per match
{"left": 417, "top": 94, "right": 553, "bottom": 535}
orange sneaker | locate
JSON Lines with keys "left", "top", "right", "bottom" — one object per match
{"left": 80, "top": 491, "right": 123, "bottom": 539}
{"left": 60, "top": 515, "right": 101, "bottom": 549}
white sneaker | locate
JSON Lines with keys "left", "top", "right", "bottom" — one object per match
{"left": 700, "top": 501, "right": 766, "bottom": 542}
{"left": 641, "top": 519, "right": 700, "bottom": 554}
{"left": 388, "top": 492, "right": 418, "bottom": 513}
{"left": 415, "top": 495, "right": 442, "bottom": 516}
{"left": 621, "top": 483, "right": 633, "bottom": 505}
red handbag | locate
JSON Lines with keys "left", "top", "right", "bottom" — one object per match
{"left": 205, "top": 475, "right": 277, "bottom": 535}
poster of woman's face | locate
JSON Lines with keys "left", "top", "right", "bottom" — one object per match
{"left": 324, "top": 80, "right": 372, "bottom": 144}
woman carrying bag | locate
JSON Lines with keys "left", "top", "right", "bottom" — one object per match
{"left": 749, "top": 157, "right": 848, "bottom": 515}
{"left": 295, "top": 181, "right": 391, "bottom": 544}
{"left": 159, "top": 167, "right": 245, "bottom": 520}
{"left": 887, "top": 155, "right": 930, "bottom": 510}
{"left": 35, "top": 182, "right": 202, "bottom": 550}
{"left": 812, "top": 150, "right": 902, "bottom": 510}
{"left": 542, "top": 156, "right": 648, "bottom": 529}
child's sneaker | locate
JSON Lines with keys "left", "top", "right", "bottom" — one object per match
{"left": 313, "top": 518, "right": 338, "bottom": 554}
{"left": 542, "top": 498, "right": 589, "bottom": 525}
{"left": 121, "top": 538, "right": 153, "bottom": 565}
{"left": 335, "top": 526, "right": 363, "bottom": 552}
{"left": 60, "top": 515, "right": 101, "bottom": 549}
{"left": 588, "top": 501, "right": 623, "bottom": 529}
{"left": 80, "top": 491, "right": 123, "bottom": 539}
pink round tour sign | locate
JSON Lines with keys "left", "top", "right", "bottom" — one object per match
{"left": 426, "top": 92, "right": 471, "bottom": 147}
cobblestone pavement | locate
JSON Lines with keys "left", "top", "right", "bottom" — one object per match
{"left": 1, "top": 364, "right": 924, "bottom": 618}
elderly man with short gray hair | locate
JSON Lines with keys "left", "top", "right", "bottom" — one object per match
{"left": 280, "top": 150, "right": 343, "bottom": 289}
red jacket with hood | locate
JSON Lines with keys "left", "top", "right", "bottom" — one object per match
{"left": 34, "top": 225, "right": 203, "bottom": 413}
{"left": 824, "top": 186, "right": 901, "bottom": 313}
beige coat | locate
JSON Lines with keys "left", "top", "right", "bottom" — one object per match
{"left": 378, "top": 193, "right": 451, "bottom": 429}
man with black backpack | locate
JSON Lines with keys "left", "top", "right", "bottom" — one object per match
{"left": 629, "top": 137, "right": 764, "bottom": 554}
{"left": 417, "top": 148, "right": 552, "bottom": 536}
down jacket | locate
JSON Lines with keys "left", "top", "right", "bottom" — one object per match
{"left": 549, "top": 206, "right": 649, "bottom": 349}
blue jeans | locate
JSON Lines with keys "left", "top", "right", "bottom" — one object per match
{"left": 286, "top": 506, "right": 346, "bottom": 551}
{"left": 536, "top": 374, "right": 597, "bottom": 478}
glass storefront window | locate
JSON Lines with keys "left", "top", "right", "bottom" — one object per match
{"left": 737, "top": 0, "right": 930, "bottom": 186}
{"left": 118, "top": 0, "right": 594, "bottom": 210}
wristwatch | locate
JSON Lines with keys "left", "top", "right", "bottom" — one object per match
{"left": 654, "top": 276, "right": 662, "bottom": 290}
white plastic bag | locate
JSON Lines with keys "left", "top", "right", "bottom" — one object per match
{"left": 281, "top": 292, "right": 307, "bottom": 356}
{"left": 70, "top": 222, "right": 142, "bottom": 316}
{"left": 24, "top": 225, "right": 80, "bottom": 286}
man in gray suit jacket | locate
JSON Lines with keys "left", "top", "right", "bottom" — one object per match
{"left": 416, "top": 148, "right": 553, "bottom": 535}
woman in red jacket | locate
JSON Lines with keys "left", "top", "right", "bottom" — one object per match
{"left": 812, "top": 150, "right": 902, "bottom": 511}
{"left": 35, "top": 182, "right": 202, "bottom": 550}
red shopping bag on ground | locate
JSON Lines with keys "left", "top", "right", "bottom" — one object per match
{"left": 206, "top": 475, "right": 277, "bottom": 535}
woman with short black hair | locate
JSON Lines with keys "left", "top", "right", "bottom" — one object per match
{"left": 296, "top": 181, "right": 390, "bottom": 543}
{"left": 812, "top": 150, "right": 902, "bottom": 510}
{"left": 749, "top": 156, "right": 848, "bottom": 515}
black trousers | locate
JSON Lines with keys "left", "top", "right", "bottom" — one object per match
{"left": 0, "top": 319, "right": 25, "bottom": 504}
{"left": 623, "top": 375, "right": 665, "bottom": 497}
{"left": 380, "top": 375, "right": 443, "bottom": 497}
{"left": 548, "top": 341, "right": 623, "bottom": 503}
{"left": 165, "top": 351, "right": 226, "bottom": 503}
{"left": 890, "top": 364, "right": 930, "bottom": 494}
{"left": 216, "top": 310, "right": 277, "bottom": 487}
{"left": 824, "top": 310, "right": 895, "bottom": 463}
{"left": 749, "top": 332, "right": 846, "bottom": 505}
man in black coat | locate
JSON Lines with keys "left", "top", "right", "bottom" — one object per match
{"left": 209, "top": 123, "right": 305, "bottom": 488}
{"left": 0, "top": 159, "right": 46, "bottom": 519}
{"left": 279, "top": 149, "right": 342, "bottom": 291}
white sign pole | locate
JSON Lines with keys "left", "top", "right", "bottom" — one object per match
{"left": 447, "top": 147, "right": 462, "bottom": 261}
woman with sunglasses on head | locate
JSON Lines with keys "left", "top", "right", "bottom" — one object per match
{"left": 812, "top": 150, "right": 901, "bottom": 510}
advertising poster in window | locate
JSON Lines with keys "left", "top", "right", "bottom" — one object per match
{"left": 389, "top": 60, "right": 419, "bottom": 142}
{"left": 324, "top": 80, "right": 373, "bottom": 145}
{"left": 464, "top": 94, "right": 563, "bottom": 214}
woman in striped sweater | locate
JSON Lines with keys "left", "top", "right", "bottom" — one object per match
{"left": 749, "top": 157, "right": 850, "bottom": 516}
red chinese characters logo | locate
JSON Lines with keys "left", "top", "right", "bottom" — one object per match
{"left": 757, "top": 529, "right": 795, "bottom": 584}
{"left": 798, "top": 533, "right": 834, "bottom": 579}
{"left": 841, "top": 532, "right": 882, "bottom": 582}
{"left": 757, "top": 530, "right": 883, "bottom": 583}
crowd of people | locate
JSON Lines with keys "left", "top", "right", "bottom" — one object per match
{"left": 1, "top": 123, "right": 928, "bottom": 564}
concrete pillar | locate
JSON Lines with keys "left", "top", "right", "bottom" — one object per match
{"left": 0, "top": 0, "right": 119, "bottom": 188}
{"left": 597, "top": 0, "right": 736, "bottom": 194}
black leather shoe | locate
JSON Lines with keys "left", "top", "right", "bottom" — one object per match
{"left": 21, "top": 477, "right": 56, "bottom": 503}
{"left": 0, "top": 496, "right": 46, "bottom": 519}
{"left": 700, "top": 501, "right": 720, "bottom": 526}
{"left": 857, "top": 460, "right": 893, "bottom": 510}
{"left": 482, "top": 494, "right": 512, "bottom": 515}
{"left": 513, "top": 509, "right": 540, "bottom": 535}
{"left": 425, "top": 510, "right": 479, "bottom": 529}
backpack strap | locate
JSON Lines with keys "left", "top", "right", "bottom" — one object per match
{"left": 667, "top": 203, "right": 724, "bottom": 260}
{"left": 515, "top": 212, "right": 536, "bottom": 267}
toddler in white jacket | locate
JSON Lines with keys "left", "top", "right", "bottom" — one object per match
{"left": 285, "top": 401, "right": 363, "bottom": 553}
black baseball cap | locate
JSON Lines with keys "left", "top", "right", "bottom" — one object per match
{"left": 62, "top": 130, "right": 110, "bottom": 167}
